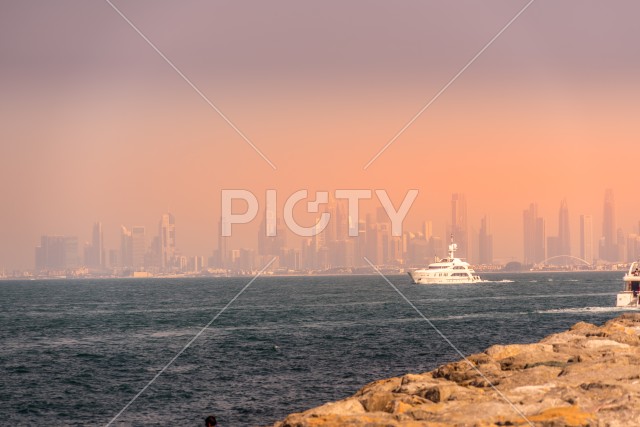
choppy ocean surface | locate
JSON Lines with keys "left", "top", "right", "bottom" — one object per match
{"left": 0, "top": 272, "right": 631, "bottom": 426}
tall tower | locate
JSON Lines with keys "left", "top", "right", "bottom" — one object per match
{"left": 218, "top": 217, "right": 229, "bottom": 268}
{"left": 35, "top": 235, "right": 78, "bottom": 270}
{"left": 600, "top": 189, "right": 617, "bottom": 261}
{"left": 131, "top": 226, "right": 145, "bottom": 269}
{"left": 422, "top": 221, "right": 433, "bottom": 240}
{"left": 450, "top": 193, "right": 468, "bottom": 259}
{"left": 558, "top": 199, "right": 571, "bottom": 257}
{"left": 258, "top": 200, "right": 286, "bottom": 258}
{"left": 580, "top": 214, "right": 594, "bottom": 265}
{"left": 159, "top": 213, "right": 176, "bottom": 270}
{"left": 84, "top": 222, "right": 104, "bottom": 269}
{"left": 523, "top": 203, "right": 545, "bottom": 264}
{"left": 92, "top": 222, "right": 104, "bottom": 268}
{"left": 478, "top": 215, "right": 493, "bottom": 265}
{"left": 120, "top": 226, "right": 133, "bottom": 268}
{"left": 335, "top": 199, "right": 349, "bottom": 241}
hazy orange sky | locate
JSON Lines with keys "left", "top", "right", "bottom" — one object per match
{"left": 1, "top": 1, "right": 640, "bottom": 269}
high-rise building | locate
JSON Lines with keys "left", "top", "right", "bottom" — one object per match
{"left": 558, "top": 199, "right": 571, "bottom": 257}
{"left": 478, "top": 215, "right": 493, "bottom": 265}
{"left": 335, "top": 199, "right": 349, "bottom": 241}
{"left": 546, "top": 236, "right": 560, "bottom": 262}
{"left": 159, "top": 213, "right": 176, "bottom": 270}
{"left": 365, "top": 213, "right": 378, "bottom": 265}
{"left": 35, "top": 235, "right": 78, "bottom": 271}
{"left": 407, "top": 233, "right": 428, "bottom": 266}
{"left": 523, "top": 203, "right": 545, "bottom": 265}
{"left": 84, "top": 222, "right": 104, "bottom": 269}
{"left": 449, "top": 193, "right": 468, "bottom": 259}
{"left": 217, "top": 217, "right": 230, "bottom": 268}
{"left": 354, "top": 219, "right": 367, "bottom": 267}
{"left": 376, "top": 222, "right": 391, "bottom": 264}
{"left": 422, "top": 221, "right": 433, "bottom": 240}
{"left": 388, "top": 235, "right": 403, "bottom": 265}
{"left": 546, "top": 199, "right": 571, "bottom": 265}
{"left": 258, "top": 218, "right": 286, "bottom": 256}
{"left": 120, "top": 226, "right": 133, "bottom": 268}
{"left": 627, "top": 233, "right": 640, "bottom": 263}
{"left": 322, "top": 195, "right": 339, "bottom": 244}
{"left": 600, "top": 189, "right": 618, "bottom": 261}
{"left": 108, "top": 249, "right": 118, "bottom": 268}
{"left": 131, "top": 226, "right": 145, "bottom": 269}
{"left": 579, "top": 214, "right": 594, "bottom": 265}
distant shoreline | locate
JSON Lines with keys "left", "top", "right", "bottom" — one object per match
{"left": 0, "top": 269, "right": 623, "bottom": 283}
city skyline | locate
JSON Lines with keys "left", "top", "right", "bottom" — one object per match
{"left": 17, "top": 189, "right": 640, "bottom": 276}
{"left": 2, "top": 2, "right": 640, "bottom": 271}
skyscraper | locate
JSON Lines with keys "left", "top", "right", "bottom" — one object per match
{"left": 258, "top": 217, "right": 286, "bottom": 256}
{"left": 353, "top": 219, "right": 367, "bottom": 267}
{"left": 159, "top": 213, "right": 176, "bottom": 270}
{"left": 84, "top": 222, "right": 104, "bottom": 269}
{"left": 120, "top": 225, "right": 148, "bottom": 270}
{"left": 600, "top": 189, "right": 617, "bottom": 261}
{"left": 478, "top": 215, "right": 493, "bottom": 265}
{"left": 523, "top": 203, "right": 545, "bottom": 265}
{"left": 422, "top": 220, "right": 433, "bottom": 240}
{"left": 217, "top": 217, "right": 229, "bottom": 268}
{"left": 35, "top": 235, "right": 78, "bottom": 271}
{"left": 579, "top": 214, "right": 594, "bottom": 264}
{"left": 120, "top": 226, "right": 132, "bottom": 268}
{"left": 365, "top": 213, "right": 379, "bottom": 265}
{"left": 449, "top": 193, "right": 468, "bottom": 259}
{"left": 131, "top": 226, "right": 146, "bottom": 269}
{"left": 335, "top": 199, "right": 349, "bottom": 241}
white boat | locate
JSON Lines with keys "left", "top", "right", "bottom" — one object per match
{"left": 408, "top": 239, "right": 482, "bottom": 284}
{"left": 616, "top": 260, "right": 640, "bottom": 307}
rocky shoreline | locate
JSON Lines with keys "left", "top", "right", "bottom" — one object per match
{"left": 273, "top": 313, "right": 640, "bottom": 427}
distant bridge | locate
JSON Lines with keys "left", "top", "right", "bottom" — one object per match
{"left": 536, "top": 255, "right": 592, "bottom": 267}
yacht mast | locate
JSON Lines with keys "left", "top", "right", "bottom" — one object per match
{"left": 448, "top": 233, "right": 457, "bottom": 259}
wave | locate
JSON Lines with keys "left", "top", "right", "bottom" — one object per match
{"left": 536, "top": 306, "right": 639, "bottom": 314}
{"left": 481, "top": 279, "right": 515, "bottom": 284}
{"left": 412, "top": 292, "right": 615, "bottom": 304}
{"left": 148, "top": 329, "right": 198, "bottom": 338}
{"left": 435, "top": 311, "right": 527, "bottom": 321}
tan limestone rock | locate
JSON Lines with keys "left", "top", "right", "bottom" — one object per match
{"left": 272, "top": 314, "right": 640, "bottom": 427}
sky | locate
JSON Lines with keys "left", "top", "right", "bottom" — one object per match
{"left": 1, "top": 1, "right": 640, "bottom": 269}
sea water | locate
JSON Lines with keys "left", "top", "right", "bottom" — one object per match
{"left": 0, "top": 272, "right": 629, "bottom": 425}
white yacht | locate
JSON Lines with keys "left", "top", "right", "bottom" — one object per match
{"left": 408, "top": 240, "right": 482, "bottom": 285}
{"left": 616, "top": 260, "right": 640, "bottom": 307}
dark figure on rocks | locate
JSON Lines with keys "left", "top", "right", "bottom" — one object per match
{"left": 205, "top": 415, "right": 217, "bottom": 426}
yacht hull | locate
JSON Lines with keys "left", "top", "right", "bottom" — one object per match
{"left": 616, "top": 291, "right": 639, "bottom": 307}
{"left": 408, "top": 239, "right": 483, "bottom": 284}
{"left": 408, "top": 271, "right": 482, "bottom": 285}
{"left": 617, "top": 273, "right": 640, "bottom": 307}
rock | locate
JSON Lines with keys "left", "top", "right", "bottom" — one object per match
{"left": 272, "top": 314, "right": 640, "bottom": 427}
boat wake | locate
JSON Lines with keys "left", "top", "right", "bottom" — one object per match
{"left": 480, "top": 279, "right": 515, "bottom": 284}
{"left": 536, "top": 306, "right": 638, "bottom": 315}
